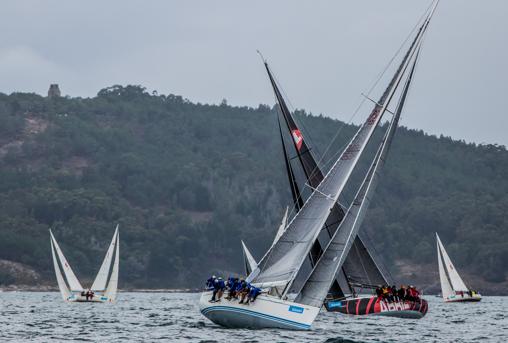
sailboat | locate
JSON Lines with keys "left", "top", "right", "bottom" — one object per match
{"left": 436, "top": 233, "right": 481, "bottom": 302}
{"left": 200, "top": 1, "right": 438, "bottom": 329}
{"left": 50, "top": 225, "right": 120, "bottom": 303}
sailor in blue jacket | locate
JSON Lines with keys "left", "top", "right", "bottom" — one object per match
{"left": 216, "top": 277, "right": 226, "bottom": 302}
{"left": 206, "top": 275, "right": 216, "bottom": 290}
{"left": 246, "top": 286, "right": 261, "bottom": 304}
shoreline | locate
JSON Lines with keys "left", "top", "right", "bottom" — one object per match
{"left": 0, "top": 286, "right": 201, "bottom": 293}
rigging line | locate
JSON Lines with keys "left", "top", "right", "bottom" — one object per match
{"left": 306, "top": 0, "right": 435, "bottom": 183}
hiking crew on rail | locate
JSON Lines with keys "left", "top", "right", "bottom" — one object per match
{"left": 206, "top": 275, "right": 261, "bottom": 305}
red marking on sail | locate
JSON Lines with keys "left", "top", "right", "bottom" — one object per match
{"left": 292, "top": 129, "right": 303, "bottom": 151}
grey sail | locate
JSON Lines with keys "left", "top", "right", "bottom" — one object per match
{"left": 296, "top": 42, "right": 422, "bottom": 308}
{"left": 342, "top": 233, "right": 392, "bottom": 290}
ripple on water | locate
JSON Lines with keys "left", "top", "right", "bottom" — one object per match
{"left": 0, "top": 293, "right": 506, "bottom": 343}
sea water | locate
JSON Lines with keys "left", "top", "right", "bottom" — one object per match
{"left": 0, "top": 292, "right": 506, "bottom": 342}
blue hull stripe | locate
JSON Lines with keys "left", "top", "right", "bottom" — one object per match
{"left": 201, "top": 305, "right": 311, "bottom": 330}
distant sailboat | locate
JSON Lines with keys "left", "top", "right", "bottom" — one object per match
{"left": 50, "top": 225, "right": 120, "bottom": 303}
{"left": 436, "top": 233, "right": 481, "bottom": 302}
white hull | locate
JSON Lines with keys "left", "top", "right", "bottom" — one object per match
{"left": 65, "top": 292, "right": 115, "bottom": 303}
{"left": 199, "top": 291, "right": 319, "bottom": 330}
{"left": 444, "top": 293, "right": 482, "bottom": 303}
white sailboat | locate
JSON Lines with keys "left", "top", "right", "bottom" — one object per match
{"left": 50, "top": 225, "right": 120, "bottom": 303}
{"left": 436, "top": 233, "right": 481, "bottom": 302}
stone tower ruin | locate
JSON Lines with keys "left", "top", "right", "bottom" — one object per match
{"left": 47, "top": 84, "right": 61, "bottom": 98}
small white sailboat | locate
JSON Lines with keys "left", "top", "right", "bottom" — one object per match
{"left": 436, "top": 233, "right": 481, "bottom": 302}
{"left": 50, "top": 225, "right": 120, "bottom": 303}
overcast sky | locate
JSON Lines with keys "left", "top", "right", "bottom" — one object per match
{"left": 0, "top": 1, "right": 506, "bottom": 145}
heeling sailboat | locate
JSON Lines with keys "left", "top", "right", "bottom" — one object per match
{"left": 436, "top": 233, "right": 481, "bottom": 302}
{"left": 200, "top": 1, "right": 438, "bottom": 330}
{"left": 50, "top": 225, "right": 120, "bottom": 303}
{"left": 263, "top": 59, "right": 391, "bottom": 296}
{"left": 300, "top": 46, "right": 428, "bottom": 319}
{"left": 239, "top": 62, "right": 392, "bottom": 299}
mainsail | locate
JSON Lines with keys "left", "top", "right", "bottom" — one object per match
{"left": 296, "top": 43, "right": 422, "bottom": 307}
{"left": 104, "top": 230, "right": 120, "bottom": 302}
{"left": 91, "top": 225, "right": 119, "bottom": 291}
{"left": 436, "top": 233, "right": 469, "bottom": 298}
{"left": 50, "top": 236, "right": 71, "bottom": 300}
{"left": 49, "top": 229, "right": 84, "bottom": 292}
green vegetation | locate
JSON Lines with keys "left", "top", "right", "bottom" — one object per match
{"left": 0, "top": 85, "right": 506, "bottom": 289}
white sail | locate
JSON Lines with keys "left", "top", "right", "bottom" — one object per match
{"left": 91, "top": 225, "right": 119, "bottom": 291}
{"left": 242, "top": 208, "right": 288, "bottom": 275}
{"left": 241, "top": 240, "right": 258, "bottom": 275}
{"left": 49, "top": 230, "right": 83, "bottom": 292}
{"left": 272, "top": 207, "right": 288, "bottom": 247}
{"left": 436, "top": 233, "right": 468, "bottom": 293}
{"left": 436, "top": 233, "right": 455, "bottom": 299}
{"left": 104, "top": 230, "right": 120, "bottom": 302}
{"left": 50, "top": 235, "right": 71, "bottom": 301}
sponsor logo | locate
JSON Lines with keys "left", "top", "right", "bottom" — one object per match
{"left": 288, "top": 305, "right": 304, "bottom": 314}
{"left": 291, "top": 129, "right": 303, "bottom": 151}
{"left": 327, "top": 301, "right": 342, "bottom": 308}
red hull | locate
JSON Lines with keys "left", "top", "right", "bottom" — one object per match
{"left": 325, "top": 296, "right": 428, "bottom": 319}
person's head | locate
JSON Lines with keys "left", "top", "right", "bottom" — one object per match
{"left": 212, "top": 275, "right": 216, "bottom": 279}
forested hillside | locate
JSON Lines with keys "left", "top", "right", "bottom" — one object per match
{"left": 0, "top": 86, "right": 507, "bottom": 292}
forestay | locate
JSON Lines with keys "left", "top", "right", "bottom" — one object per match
{"left": 296, "top": 44, "right": 422, "bottom": 307}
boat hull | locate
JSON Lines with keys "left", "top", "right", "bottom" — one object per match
{"left": 325, "top": 296, "right": 428, "bottom": 319}
{"left": 66, "top": 292, "right": 113, "bottom": 303}
{"left": 199, "top": 291, "right": 320, "bottom": 330}
{"left": 444, "top": 293, "right": 482, "bottom": 303}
